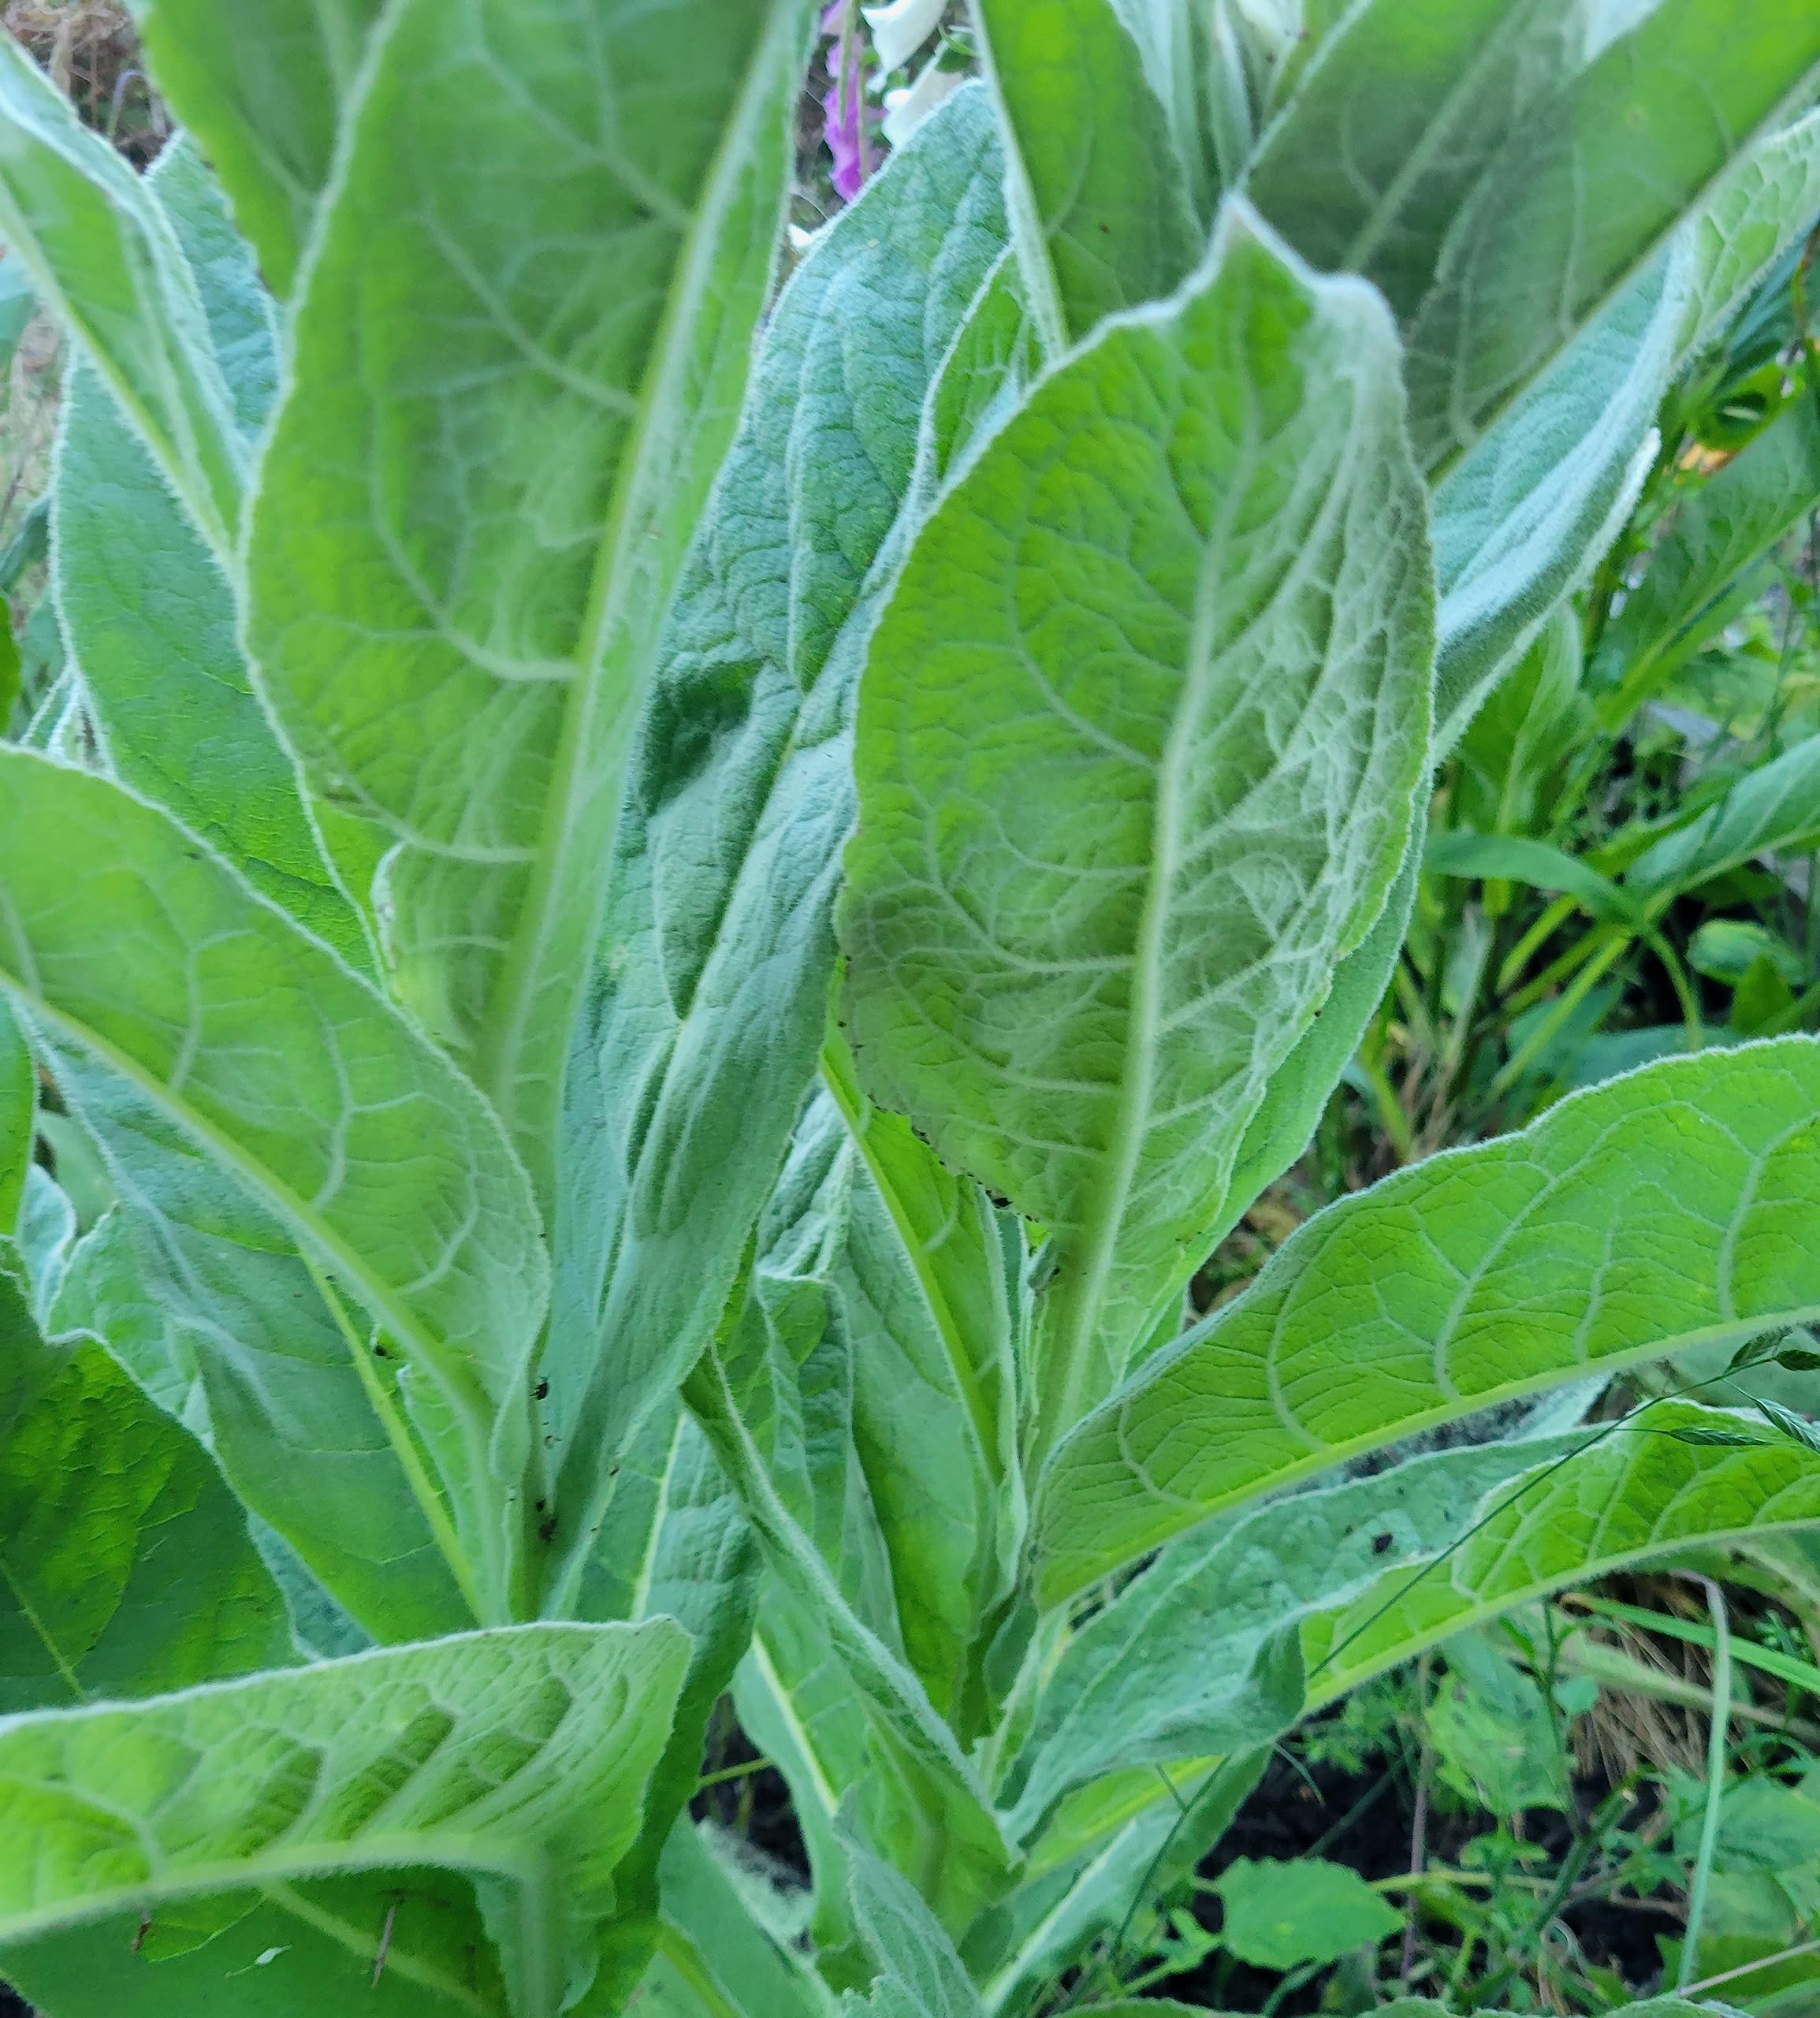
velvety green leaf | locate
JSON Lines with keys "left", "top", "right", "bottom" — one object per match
{"left": 1007, "top": 1429, "right": 1591, "bottom": 1835}
{"left": 911, "top": 249, "right": 1038, "bottom": 510}
{"left": 4, "top": 1871, "right": 509, "bottom": 2017}
{"left": 1302, "top": 1399, "right": 1820, "bottom": 1703}
{"left": 147, "top": 134, "right": 280, "bottom": 439}
{"left": 54, "top": 359, "right": 364, "bottom": 963}
{"left": 575, "top": 1404, "right": 761, "bottom": 2010}
{"left": 0, "top": 1621, "right": 688, "bottom": 2016}
{"left": 49, "top": 137, "right": 366, "bottom": 963}
{"left": 1247, "top": 0, "right": 1581, "bottom": 326}
{"left": 1595, "top": 400, "right": 1820, "bottom": 718}
{"left": 0, "top": 751, "right": 548, "bottom": 1621}
{"left": 1425, "top": 828, "right": 1636, "bottom": 922}
{"left": 245, "top": 0, "right": 811, "bottom": 1197}
{"left": 683, "top": 1346, "right": 1014, "bottom": 1940}
{"left": 1627, "top": 732, "right": 1820, "bottom": 903}
{"left": 838, "top": 1819, "right": 981, "bottom": 2018}
{"left": 45, "top": 1052, "right": 475, "bottom": 1646}
{"left": 724, "top": 1059, "right": 1022, "bottom": 1740}
{"left": 1405, "top": 0, "right": 1820, "bottom": 475}
{"left": 0, "top": 1271, "right": 293, "bottom": 1711}
{"left": 132, "top": 0, "right": 385, "bottom": 300}
{"left": 1036, "top": 1037, "right": 1820, "bottom": 1604}
{"left": 1677, "top": 105, "right": 1820, "bottom": 362}
{"left": 0, "top": 999, "right": 29, "bottom": 1241}
{"left": 0, "top": 39, "right": 243, "bottom": 560}
{"left": 543, "top": 89, "right": 1010, "bottom": 1607}
{"left": 972, "top": 0, "right": 1203, "bottom": 350}
{"left": 1215, "top": 1856, "right": 1399, "bottom": 1969}
{"left": 1428, "top": 247, "right": 1680, "bottom": 744}
{"left": 1217, "top": 817, "right": 1424, "bottom": 1237}
{"left": 839, "top": 204, "right": 1434, "bottom": 1455}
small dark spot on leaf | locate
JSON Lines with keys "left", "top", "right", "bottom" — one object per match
{"left": 1372, "top": 1532, "right": 1394, "bottom": 1554}
{"left": 534, "top": 1377, "right": 549, "bottom": 1401}
{"left": 538, "top": 1515, "right": 558, "bottom": 1543}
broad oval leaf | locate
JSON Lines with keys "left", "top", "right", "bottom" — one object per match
{"left": 972, "top": 0, "right": 1204, "bottom": 351}
{"left": 132, "top": 0, "right": 386, "bottom": 300}
{"left": 0, "top": 1621, "right": 689, "bottom": 2016}
{"left": 1035, "top": 1037, "right": 1820, "bottom": 1604}
{"left": 244, "top": 0, "right": 812, "bottom": 1197}
{"left": 0, "top": 752, "right": 547, "bottom": 1617}
{"left": 1628, "top": 732, "right": 1820, "bottom": 906}
{"left": 1404, "top": 0, "right": 1820, "bottom": 474}
{"left": 542, "top": 87, "right": 1010, "bottom": 1599}
{"left": 46, "top": 1055, "right": 475, "bottom": 1647}
{"left": 839, "top": 203, "right": 1434, "bottom": 1454}
{"left": 1303, "top": 1399, "right": 1820, "bottom": 1703}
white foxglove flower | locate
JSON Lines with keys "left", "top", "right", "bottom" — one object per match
{"left": 862, "top": 0, "right": 947, "bottom": 73}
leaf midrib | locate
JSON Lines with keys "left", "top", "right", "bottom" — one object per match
{"left": 476, "top": 0, "right": 800, "bottom": 1182}
{"left": 1037, "top": 1300, "right": 1820, "bottom": 1605}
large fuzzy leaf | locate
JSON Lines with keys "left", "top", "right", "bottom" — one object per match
{"left": 838, "top": 1820, "right": 981, "bottom": 2018}
{"left": 245, "top": 0, "right": 810, "bottom": 1199}
{"left": 1303, "top": 1400, "right": 1820, "bottom": 1701}
{"left": 46, "top": 1056, "right": 475, "bottom": 1646}
{"left": 542, "top": 89, "right": 1010, "bottom": 1604}
{"left": 684, "top": 1346, "right": 1014, "bottom": 1942}
{"left": 0, "top": 1622, "right": 688, "bottom": 2017}
{"left": 1430, "top": 103, "right": 1820, "bottom": 743}
{"left": 0, "top": 1270, "right": 294, "bottom": 1713}
{"left": 574, "top": 1404, "right": 761, "bottom": 2009}
{"left": 130, "top": 0, "right": 386, "bottom": 300}
{"left": 1008, "top": 1426, "right": 1606, "bottom": 1836}
{"left": 0, "top": 40, "right": 244, "bottom": 560}
{"left": 971, "top": 0, "right": 1204, "bottom": 351}
{"left": 1404, "top": 0, "right": 1820, "bottom": 475}
{"left": 0, "top": 752, "right": 547, "bottom": 1621}
{"left": 53, "top": 151, "right": 364, "bottom": 967}
{"left": 839, "top": 205, "right": 1433, "bottom": 1456}
{"left": 723, "top": 1062, "right": 1022, "bottom": 1739}
{"left": 1246, "top": 0, "right": 1581, "bottom": 326}
{"left": 1035, "top": 1037, "right": 1820, "bottom": 1604}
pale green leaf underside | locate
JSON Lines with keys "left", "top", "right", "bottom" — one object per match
{"left": 133, "top": 0, "right": 385, "bottom": 300}
{"left": 46, "top": 1052, "right": 473, "bottom": 1647}
{"left": 0, "top": 39, "right": 243, "bottom": 560}
{"left": 973, "top": 0, "right": 1203, "bottom": 351}
{"left": 1304, "top": 1400, "right": 1820, "bottom": 1701}
{"left": 839, "top": 204, "right": 1434, "bottom": 1448}
{"left": 542, "top": 87, "right": 1009, "bottom": 1599}
{"left": 1035, "top": 1037, "right": 1820, "bottom": 1604}
{"left": 683, "top": 1348, "right": 1013, "bottom": 1940}
{"left": 246, "top": 0, "right": 809, "bottom": 1198}
{"left": 0, "top": 1621, "right": 687, "bottom": 2016}
{"left": 54, "top": 365, "right": 365, "bottom": 966}
{"left": 838, "top": 1819, "right": 982, "bottom": 2018}
{"left": 0, "top": 751, "right": 546, "bottom": 1614}
{"left": 1405, "top": 0, "right": 1820, "bottom": 472}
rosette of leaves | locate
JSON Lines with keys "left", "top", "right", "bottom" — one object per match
{"left": 0, "top": 2, "right": 1818, "bottom": 2013}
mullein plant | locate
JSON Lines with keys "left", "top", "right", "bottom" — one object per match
{"left": 0, "top": 2, "right": 1819, "bottom": 2013}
